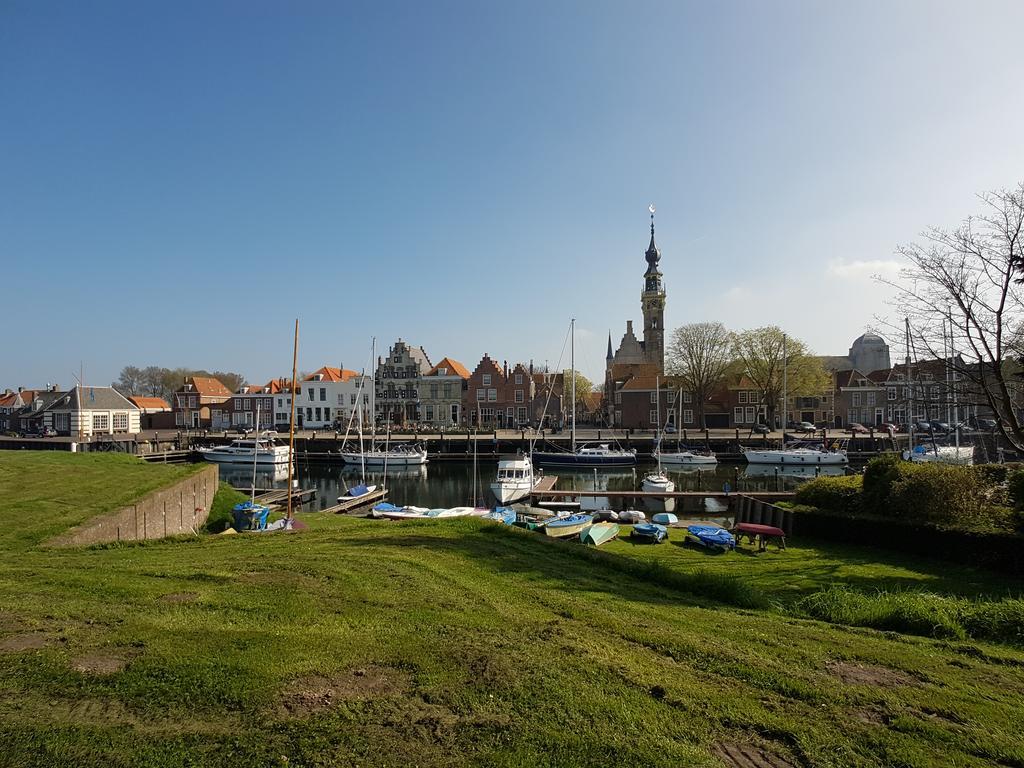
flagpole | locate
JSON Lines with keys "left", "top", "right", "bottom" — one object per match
{"left": 286, "top": 319, "right": 299, "bottom": 522}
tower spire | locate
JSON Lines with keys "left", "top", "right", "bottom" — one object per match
{"left": 606, "top": 331, "right": 613, "bottom": 361}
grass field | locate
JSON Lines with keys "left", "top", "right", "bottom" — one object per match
{"left": 1, "top": 453, "right": 1023, "bottom": 767}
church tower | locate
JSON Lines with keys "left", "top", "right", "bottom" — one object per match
{"left": 641, "top": 207, "right": 666, "bottom": 370}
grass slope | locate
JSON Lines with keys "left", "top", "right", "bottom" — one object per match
{"left": 0, "top": 456, "right": 1023, "bottom": 767}
{"left": 0, "top": 453, "right": 202, "bottom": 547}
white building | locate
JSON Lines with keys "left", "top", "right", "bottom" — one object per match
{"left": 41, "top": 386, "right": 141, "bottom": 437}
{"left": 273, "top": 367, "right": 372, "bottom": 430}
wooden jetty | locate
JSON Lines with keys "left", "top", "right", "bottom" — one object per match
{"left": 254, "top": 488, "right": 317, "bottom": 507}
{"left": 530, "top": 488, "right": 794, "bottom": 500}
{"left": 320, "top": 488, "right": 388, "bottom": 515}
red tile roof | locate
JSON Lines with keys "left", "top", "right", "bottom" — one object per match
{"left": 128, "top": 396, "right": 171, "bottom": 411}
{"left": 426, "top": 357, "right": 471, "bottom": 379}
{"left": 304, "top": 367, "right": 361, "bottom": 383}
{"left": 183, "top": 376, "right": 232, "bottom": 396}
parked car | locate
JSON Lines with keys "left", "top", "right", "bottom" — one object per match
{"left": 40, "top": 426, "right": 57, "bottom": 437}
{"left": 233, "top": 426, "right": 254, "bottom": 436}
{"left": 879, "top": 422, "right": 898, "bottom": 434}
{"left": 797, "top": 421, "right": 817, "bottom": 434}
{"left": 913, "top": 420, "right": 932, "bottom": 433}
{"left": 972, "top": 418, "right": 998, "bottom": 430}
{"left": 663, "top": 424, "right": 677, "bottom": 434}
{"left": 750, "top": 423, "right": 770, "bottom": 434}
{"left": 847, "top": 422, "right": 870, "bottom": 434}
{"left": 928, "top": 420, "right": 951, "bottom": 434}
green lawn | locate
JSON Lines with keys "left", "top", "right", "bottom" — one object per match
{"left": 1, "top": 454, "right": 1023, "bottom": 767}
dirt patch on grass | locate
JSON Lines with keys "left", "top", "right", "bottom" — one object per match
{"left": 712, "top": 742, "right": 800, "bottom": 768}
{"left": 278, "top": 665, "right": 410, "bottom": 716}
{"left": 71, "top": 650, "right": 135, "bottom": 675}
{"left": 825, "top": 659, "right": 919, "bottom": 688}
{"left": 158, "top": 592, "right": 199, "bottom": 604}
{"left": 850, "top": 706, "right": 888, "bottom": 726}
{"left": 0, "top": 632, "right": 50, "bottom": 652}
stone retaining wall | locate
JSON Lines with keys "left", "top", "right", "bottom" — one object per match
{"left": 49, "top": 464, "right": 219, "bottom": 546}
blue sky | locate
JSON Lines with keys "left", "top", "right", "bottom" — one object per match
{"left": 3, "top": 1, "right": 1023, "bottom": 388}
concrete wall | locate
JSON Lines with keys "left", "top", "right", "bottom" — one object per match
{"left": 49, "top": 463, "right": 219, "bottom": 547}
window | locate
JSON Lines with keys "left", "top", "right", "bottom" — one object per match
{"left": 234, "top": 398, "right": 241, "bottom": 408}
{"left": 515, "top": 390, "right": 524, "bottom": 403}
{"left": 308, "top": 387, "right": 314, "bottom": 401}
{"left": 430, "top": 384, "right": 438, "bottom": 399}
{"left": 852, "top": 392, "right": 861, "bottom": 406}
{"left": 277, "top": 398, "right": 283, "bottom": 407}
{"left": 476, "top": 389, "right": 485, "bottom": 401}
{"left": 444, "top": 383, "right": 452, "bottom": 399}
{"left": 515, "top": 374, "right": 522, "bottom": 384}
{"left": 739, "top": 391, "right": 747, "bottom": 404}
{"left": 866, "top": 392, "right": 876, "bottom": 406}
{"left": 425, "top": 405, "right": 434, "bottom": 420}
{"left": 615, "top": 392, "right": 621, "bottom": 404}
{"left": 306, "top": 407, "right": 312, "bottom": 420}
{"left": 745, "top": 406, "right": 755, "bottom": 423}
{"left": 931, "top": 386, "right": 940, "bottom": 400}
{"left": 733, "top": 407, "right": 744, "bottom": 424}
{"left": 487, "top": 388, "right": 497, "bottom": 401}
{"left": 244, "top": 398, "right": 251, "bottom": 409}
{"left": 92, "top": 413, "right": 110, "bottom": 431}
{"left": 482, "top": 374, "right": 491, "bottom": 386}
{"left": 683, "top": 392, "right": 692, "bottom": 403}
{"left": 324, "top": 408, "right": 330, "bottom": 421}
{"left": 314, "top": 407, "right": 321, "bottom": 421}
{"left": 888, "top": 388, "right": 896, "bottom": 401}
{"left": 683, "top": 409, "right": 693, "bottom": 424}
{"left": 320, "top": 388, "right": 326, "bottom": 401}
{"left": 175, "top": 412, "right": 184, "bottom": 426}
{"left": 650, "top": 410, "right": 658, "bottom": 425}
{"left": 517, "top": 407, "right": 527, "bottom": 422}
{"left": 190, "top": 396, "right": 197, "bottom": 408}
{"left": 113, "top": 412, "right": 128, "bottom": 431}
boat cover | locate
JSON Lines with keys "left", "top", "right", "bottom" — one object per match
{"left": 686, "top": 525, "right": 735, "bottom": 550}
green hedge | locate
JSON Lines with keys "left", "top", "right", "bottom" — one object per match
{"left": 793, "top": 475, "right": 863, "bottom": 515}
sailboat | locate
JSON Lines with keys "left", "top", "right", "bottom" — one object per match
{"left": 656, "top": 382, "right": 718, "bottom": 466}
{"left": 533, "top": 319, "right": 637, "bottom": 468}
{"left": 641, "top": 376, "right": 675, "bottom": 493}
{"left": 341, "top": 338, "right": 428, "bottom": 467}
{"left": 742, "top": 333, "right": 847, "bottom": 466}
{"left": 337, "top": 383, "right": 377, "bottom": 502}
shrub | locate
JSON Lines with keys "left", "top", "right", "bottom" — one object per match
{"left": 861, "top": 453, "right": 905, "bottom": 514}
{"left": 793, "top": 475, "right": 863, "bottom": 515}
{"left": 205, "top": 483, "right": 248, "bottom": 533}
{"left": 1008, "top": 469, "right": 1024, "bottom": 511}
{"left": 959, "top": 599, "right": 1024, "bottom": 646}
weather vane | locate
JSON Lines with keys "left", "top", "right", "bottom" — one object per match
{"left": 649, "top": 203, "right": 656, "bottom": 215}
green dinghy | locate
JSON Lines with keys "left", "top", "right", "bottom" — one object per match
{"left": 580, "top": 522, "right": 620, "bottom": 547}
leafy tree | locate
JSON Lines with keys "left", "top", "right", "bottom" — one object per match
{"left": 731, "top": 327, "right": 830, "bottom": 428}
{"left": 665, "top": 322, "right": 734, "bottom": 428}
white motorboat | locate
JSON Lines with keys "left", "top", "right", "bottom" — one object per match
{"left": 743, "top": 443, "right": 848, "bottom": 465}
{"left": 199, "top": 435, "right": 290, "bottom": 465}
{"left": 905, "top": 444, "right": 974, "bottom": 465}
{"left": 490, "top": 454, "right": 537, "bottom": 504}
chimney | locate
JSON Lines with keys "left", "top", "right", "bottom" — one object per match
{"left": 504, "top": 361, "right": 509, "bottom": 379}
{"left": 529, "top": 360, "right": 534, "bottom": 375}
{"left": 18, "top": 386, "right": 23, "bottom": 393}
{"left": 626, "top": 320, "right": 634, "bottom": 335}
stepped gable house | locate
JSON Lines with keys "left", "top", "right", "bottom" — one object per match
{"left": 375, "top": 339, "right": 432, "bottom": 426}
{"left": 605, "top": 210, "right": 668, "bottom": 427}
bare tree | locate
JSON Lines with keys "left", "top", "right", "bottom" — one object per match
{"left": 881, "top": 182, "right": 1024, "bottom": 450}
{"left": 665, "top": 322, "right": 733, "bottom": 429}
{"left": 112, "top": 365, "right": 143, "bottom": 395}
{"left": 731, "top": 326, "right": 830, "bottom": 428}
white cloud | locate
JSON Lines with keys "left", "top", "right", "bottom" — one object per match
{"left": 827, "top": 258, "right": 902, "bottom": 279}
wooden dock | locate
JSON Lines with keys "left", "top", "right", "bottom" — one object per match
{"left": 533, "top": 475, "right": 559, "bottom": 493}
{"left": 253, "top": 488, "right": 317, "bottom": 507}
{"left": 320, "top": 488, "right": 388, "bottom": 515}
{"left": 530, "top": 489, "right": 794, "bottom": 500}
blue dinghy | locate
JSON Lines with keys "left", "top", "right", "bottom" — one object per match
{"left": 630, "top": 522, "right": 668, "bottom": 543}
{"left": 651, "top": 512, "right": 678, "bottom": 525}
{"left": 686, "top": 525, "right": 735, "bottom": 552}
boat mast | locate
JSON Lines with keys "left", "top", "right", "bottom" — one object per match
{"left": 655, "top": 374, "right": 662, "bottom": 474}
{"left": 370, "top": 337, "right": 376, "bottom": 449}
{"left": 781, "top": 333, "right": 787, "bottom": 441}
{"left": 570, "top": 318, "right": 576, "bottom": 454}
{"left": 251, "top": 400, "right": 260, "bottom": 506}
{"left": 906, "top": 317, "right": 914, "bottom": 454}
{"left": 286, "top": 318, "right": 299, "bottom": 522}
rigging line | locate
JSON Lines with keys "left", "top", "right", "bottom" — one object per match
{"left": 338, "top": 345, "right": 376, "bottom": 450}
{"left": 530, "top": 320, "right": 572, "bottom": 454}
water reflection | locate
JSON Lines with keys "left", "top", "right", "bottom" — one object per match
{"left": 228, "top": 459, "right": 853, "bottom": 514}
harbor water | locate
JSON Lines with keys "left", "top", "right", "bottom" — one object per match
{"left": 217, "top": 459, "right": 852, "bottom": 513}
